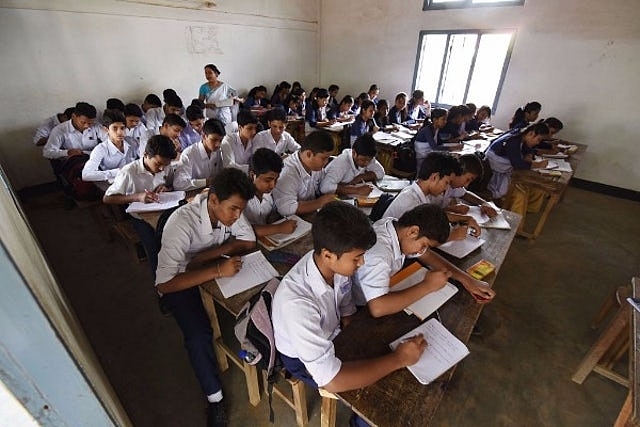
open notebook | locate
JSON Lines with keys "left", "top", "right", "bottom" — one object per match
{"left": 465, "top": 205, "right": 511, "bottom": 230}
{"left": 437, "top": 235, "right": 485, "bottom": 258}
{"left": 258, "top": 215, "right": 312, "bottom": 251}
{"left": 125, "top": 191, "right": 186, "bottom": 214}
{"left": 216, "top": 251, "right": 279, "bottom": 299}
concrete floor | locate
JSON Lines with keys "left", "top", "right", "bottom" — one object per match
{"left": 21, "top": 186, "right": 640, "bottom": 427}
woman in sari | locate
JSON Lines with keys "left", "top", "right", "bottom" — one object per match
{"left": 198, "top": 64, "right": 238, "bottom": 125}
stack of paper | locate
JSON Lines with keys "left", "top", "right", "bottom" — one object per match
{"left": 437, "top": 235, "right": 485, "bottom": 258}
{"left": 376, "top": 176, "right": 411, "bottom": 192}
{"left": 465, "top": 206, "right": 511, "bottom": 230}
{"left": 217, "top": 251, "right": 279, "bottom": 298}
{"left": 125, "top": 191, "right": 186, "bottom": 213}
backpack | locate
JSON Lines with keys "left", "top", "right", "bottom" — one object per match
{"left": 60, "top": 154, "right": 101, "bottom": 201}
{"left": 369, "top": 193, "right": 396, "bottom": 222}
{"left": 234, "top": 277, "right": 282, "bottom": 422}
{"left": 392, "top": 138, "right": 417, "bottom": 175}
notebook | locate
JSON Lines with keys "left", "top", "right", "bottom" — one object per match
{"left": 217, "top": 251, "right": 279, "bottom": 298}
{"left": 125, "top": 191, "right": 186, "bottom": 213}
{"left": 437, "top": 235, "right": 485, "bottom": 258}
{"left": 258, "top": 215, "right": 312, "bottom": 251}
{"left": 465, "top": 206, "right": 511, "bottom": 230}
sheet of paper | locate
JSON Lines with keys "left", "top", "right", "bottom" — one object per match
{"left": 217, "top": 251, "right": 279, "bottom": 299}
{"left": 437, "top": 235, "right": 485, "bottom": 258}
{"left": 390, "top": 318, "right": 470, "bottom": 385}
{"left": 465, "top": 206, "right": 511, "bottom": 230}
{"left": 125, "top": 191, "right": 186, "bottom": 213}
{"left": 346, "top": 184, "right": 383, "bottom": 199}
{"left": 552, "top": 159, "right": 573, "bottom": 172}
{"left": 265, "top": 215, "right": 312, "bottom": 247}
{"left": 376, "top": 176, "right": 411, "bottom": 192}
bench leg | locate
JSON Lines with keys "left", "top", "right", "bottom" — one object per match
{"left": 199, "top": 288, "right": 229, "bottom": 371}
{"left": 320, "top": 396, "right": 337, "bottom": 427}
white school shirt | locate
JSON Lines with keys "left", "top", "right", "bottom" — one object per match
{"left": 440, "top": 186, "right": 467, "bottom": 208}
{"left": 33, "top": 114, "right": 62, "bottom": 145}
{"left": 126, "top": 122, "right": 149, "bottom": 153}
{"left": 243, "top": 193, "right": 275, "bottom": 225}
{"left": 273, "top": 250, "right": 356, "bottom": 387}
{"left": 42, "top": 120, "right": 101, "bottom": 159}
{"left": 81, "top": 138, "right": 138, "bottom": 182}
{"left": 382, "top": 182, "right": 441, "bottom": 219}
{"left": 252, "top": 129, "right": 300, "bottom": 156}
{"left": 155, "top": 193, "right": 255, "bottom": 285}
{"left": 353, "top": 218, "right": 405, "bottom": 305}
{"left": 173, "top": 142, "right": 223, "bottom": 190}
{"left": 104, "top": 158, "right": 172, "bottom": 213}
{"left": 144, "top": 107, "right": 165, "bottom": 136}
{"left": 220, "top": 132, "right": 254, "bottom": 174}
{"left": 319, "top": 148, "right": 385, "bottom": 194}
{"left": 272, "top": 151, "right": 323, "bottom": 217}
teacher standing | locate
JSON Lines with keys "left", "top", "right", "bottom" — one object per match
{"left": 198, "top": 64, "right": 238, "bottom": 125}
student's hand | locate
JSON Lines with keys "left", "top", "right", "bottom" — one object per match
{"left": 422, "top": 269, "right": 452, "bottom": 293}
{"left": 466, "top": 218, "right": 481, "bottom": 237}
{"left": 278, "top": 219, "right": 298, "bottom": 235}
{"left": 67, "top": 149, "right": 84, "bottom": 157}
{"left": 318, "top": 193, "right": 337, "bottom": 207}
{"left": 533, "top": 159, "right": 549, "bottom": 169}
{"left": 447, "top": 204, "right": 470, "bottom": 215}
{"left": 480, "top": 204, "right": 498, "bottom": 219}
{"left": 449, "top": 226, "right": 469, "bottom": 241}
{"left": 154, "top": 185, "right": 170, "bottom": 193}
{"left": 139, "top": 190, "right": 159, "bottom": 203}
{"left": 349, "top": 185, "right": 372, "bottom": 196}
{"left": 218, "top": 256, "right": 243, "bottom": 277}
{"left": 393, "top": 334, "right": 427, "bottom": 367}
{"left": 466, "top": 279, "right": 495, "bottom": 304}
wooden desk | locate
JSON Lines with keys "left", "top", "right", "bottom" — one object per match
{"left": 509, "top": 142, "right": 587, "bottom": 239}
{"left": 332, "top": 211, "right": 522, "bottom": 427}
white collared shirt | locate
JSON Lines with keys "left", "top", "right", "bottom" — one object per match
{"left": 319, "top": 148, "right": 385, "bottom": 194}
{"left": 272, "top": 151, "right": 323, "bottom": 217}
{"left": 144, "top": 107, "right": 165, "bottom": 136}
{"left": 220, "top": 132, "right": 254, "bottom": 174}
{"left": 173, "top": 142, "right": 223, "bottom": 190}
{"left": 42, "top": 120, "right": 102, "bottom": 159}
{"left": 353, "top": 218, "right": 405, "bottom": 305}
{"left": 126, "top": 123, "right": 149, "bottom": 155}
{"left": 33, "top": 114, "right": 61, "bottom": 145}
{"left": 273, "top": 250, "right": 356, "bottom": 387}
{"left": 243, "top": 193, "right": 275, "bottom": 225}
{"left": 81, "top": 138, "right": 138, "bottom": 182}
{"left": 440, "top": 186, "right": 467, "bottom": 208}
{"left": 252, "top": 129, "right": 300, "bottom": 156}
{"left": 104, "top": 158, "right": 172, "bottom": 199}
{"left": 382, "top": 182, "right": 441, "bottom": 219}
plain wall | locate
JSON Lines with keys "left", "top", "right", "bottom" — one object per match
{"left": 0, "top": 0, "right": 319, "bottom": 189}
{"left": 319, "top": 0, "right": 640, "bottom": 191}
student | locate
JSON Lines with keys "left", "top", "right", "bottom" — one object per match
{"left": 123, "top": 103, "right": 149, "bottom": 149}
{"left": 155, "top": 168, "right": 256, "bottom": 427}
{"left": 273, "top": 201, "right": 427, "bottom": 398}
{"left": 103, "top": 135, "right": 178, "bottom": 275}
{"left": 243, "top": 85, "right": 270, "bottom": 115}
{"left": 486, "top": 122, "right": 550, "bottom": 214}
{"left": 174, "top": 118, "right": 225, "bottom": 191}
{"left": 146, "top": 92, "right": 184, "bottom": 136}
{"left": 353, "top": 204, "right": 495, "bottom": 318}
{"left": 368, "top": 84, "right": 380, "bottom": 105}
{"left": 244, "top": 148, "right": 297, "bottom": 237}
{"left": 291, "top": 86, "right": 307, "bottom": 117}
{"left": 414, "top": 108, "right": 448, "bottom": 174}
{"left": 509, "top": 101, "right": 542, "bottom": 130}
{"left": 388, "top": 92, "right": 411, "bottom": 126}
{"left": 320, "top": 134, "right": 385, "bottom": 196}
{"left": 252, "top": 108, "right": 300, "bottom": 156}
{"left": 220, "top": 110, "right": 258, "bottom": 174}
{"left": 536, "top": 117, "right": 565, "bottom": 152}
{"left": 141, "top": 113, "right": 186, "bottom": 159}
{"left": 350, "top": 100, "right": 379, "bottom": 143}
{"left": 272, "top": 130, "right": 337, "bottom": 216}
{"left": 463, "top": 103, "right": 479, "bottom": 132}
{"left": 350, "top": 92, "right": 370, "bottom": 116}
{"left": 406, "top": 90, "right": 429, "bottom": 122}
{"left": 305, "top": 88, "right": 335, "bottom": 128}
{"left": 373, "top": 99, "right": 391, "bottom": 129}
{"left": 199, "top": 64, "right": 239, "bottom": 124}
{"left": 327, "top": 84, "right": 340, "bottom": 111}
{"left": 178, "top": 104, "right": 206, "bottom": 150}
{"left": 270, "top": 81, "right": 292, "bottom": 108}
{"left": 284, "top": 94, "right": 302, "bottom": 119}
{"left": 82, "top": 110, "right": 138, "bottom": 183}
{"left": 43, "top": 102, "right": 101, "bottom": 160}
{"left": 140, "top": 93, "right": 161, "bottom": 127}
{"left": 33, "top": 107, "right": 74, "bottom": 146}
{"left": 438, "top": 105, "right": 469, "bottom": 144}
{"left": 335, "top": 95, "right": 355, "bottom": 121}
{"left": 466, "top": 105, "right": 492, "bottom": 133}
{"left": 106, "top": 98, "right": 125, "bottom": 112}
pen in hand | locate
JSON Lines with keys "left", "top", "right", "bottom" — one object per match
{"left": 144, "top": 189, "right": 160, "bottom": 203}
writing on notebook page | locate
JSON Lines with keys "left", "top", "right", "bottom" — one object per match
{"left": 217, "top": 251, "right": 279, "bottom": 298}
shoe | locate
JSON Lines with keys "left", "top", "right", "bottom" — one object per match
{"left": 207, "top": 402, "right": 227, "bottom": 427}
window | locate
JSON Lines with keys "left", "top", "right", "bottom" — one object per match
{"left": 412, "top": 30, "right": 514, "bottom": 111}
{"left": 423, "top": 0, "right": 524, "bottom": 10}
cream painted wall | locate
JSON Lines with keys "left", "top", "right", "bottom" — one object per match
{"left": 0, "top": 0, "right": 319, "bottom": 189}
{"left": 320, "top": 0, "right": 640, "bottom": 191}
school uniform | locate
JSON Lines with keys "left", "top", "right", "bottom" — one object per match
{"left": 173, "top": 141, "right": 223, "bottom": 190}
{"left": 382, "top": 182, "right": 441, "bottom": 220}
{"left": 352, "top": 218, "right": 404, "bottom": 305}
{"left": 319, "top": 148, "right": 385, "bottom": 194}
{"left": 156, "top": 192, "right": 255, "bottom": 399}
{"left": 441, "top": 186, "right": 467, "bottom": 208}
{"left": 388, "top": 106, "right": 413, "bottom": 126}
{"left": 305, "top": 106, "right": 328, "bottom": 128}
{"left": 243, "top": 96, "right": 268, "bottom": 110}
{"left": 42, "top": 120, "right": 102, "bottom": 159}
{"left": 81, "top": 137, "right": 138, "bottom": 182}
{"left": 252, "top": 129, "right": 300, "bottom": 156}
{"left": 33, "top": 114, "right": 62, "bottom": 145}
{"left": 126, "top": 123, "right": 149, "bottom": 157}
{"left": 178, "top": 123, "right": 201, "bottom": 150}
{"left": 350, "top": 116, "right": 378, "bottom": 139}
{"left": 374, "top": 112, "right": 391, "bottom": 129}
{"left": 414, "top": 124, "right": 445, "bottom": 173}
{"left": 273, "top": 250, "right": 356, "bottom": 388}
{"left": 438, "top": 121, "right": 461, "bottom": 143}
{"left": 272, "top": 151, "right": 323, "bottom": 217}
{"left": 144, "top": 107, "right": 165, "bottom": 136}
{"left": 407, "top": 100, "right": 427, "bottom": 121}
{"left": 243, "top": 193, "right": 276, "bottom": 225}
{"left": 220, "top": 132, "right": 255, "bottom": 175}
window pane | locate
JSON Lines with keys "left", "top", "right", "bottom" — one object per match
{"left": 438, "top": 33, "right": 477, "bottom": 105}
{"left": 431, "top": 0, "right": 465, "bottom": 3}
{"left": 415, "top": 34, "right": 447, "bottom": 103}
{"left": 466, "top": 33, "right": 512, "bottom": 107}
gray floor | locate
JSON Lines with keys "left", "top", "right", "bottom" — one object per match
{"left": 21, "top": 186, "right": 640, "bottom": 427}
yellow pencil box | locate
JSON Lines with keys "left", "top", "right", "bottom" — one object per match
{"left": 466, "top": 260, "right": 495, "bottom": 280}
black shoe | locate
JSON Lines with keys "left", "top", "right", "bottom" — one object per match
{"left": 207, "top": 402, "right": 227, "bottom": 427}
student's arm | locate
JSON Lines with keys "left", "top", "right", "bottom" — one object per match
{"left": 461, "top": 191, "right": 498, "bottom": 218}
{"left": 157, "top": 256, "right": 241, "bottom": 294}
{"left": 295, "top": 195, "right": 336, "bottom": 215}
{"left": 102, "top": 191, "right": 151, "bottom": 205}
{"left": 42, "top": 126, "right": 68, "bottom": 159}
{"left": 446, "top": 212, "right": 481, "bottom": 239}
{"left": 188, "top": 238, "right": 256, "bottom": 270}
{"left": 33, "top": 118, "right": 53, "bottom": 146}
{"left": 81, "top": 144, "right": 119, "bottom": 182}
{"left": 273, "top": 169, "right": 336, "bottom": 216}
{"left": 253, "top": 220, "right": 297, "bottom": 238}
{"left": 173, "top": 154, "right": 207, "bottom": 191}
{"left": 419, "top": 250, "right": 495, "bottom": 303}
{"left": 220, "top": 135, "right": 249, "bottom": 174}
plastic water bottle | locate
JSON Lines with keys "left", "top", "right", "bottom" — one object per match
{"left": 239, "top": 350, "right": 256, "bottom": 363}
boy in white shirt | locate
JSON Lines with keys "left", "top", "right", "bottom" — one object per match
{"left": 178, "top": 104, "right": 206, "bottom": 151}
{"left": 252, "top": 108, "right": 300, "bottom": 156}
{"left": 123, "top": 103, "right": 148, "bottom": 148}
{"left": 33, "top": 107, "right": 74, "bottom": 146}
{"left": 173, "top": 118, "right": 224, "bottom": 191}
{"left": 145, "top": 92, "right": 183, "bottom": 136}
{"left": 43, "top": 102, "right": 101, "bottom": 161}
{"left": 155, "top": 168, "right": 256, "bottom": 427}
{"left": 441, "top": 154, "right": 497, "bottom": 219}
{"left": 220, "top": 110, "right": 258, "bottom": 174}
{"left": 82, "top": 110, "right": 138, "bottom": 183}
{"left": 319, "top": 134, "right": 385, "bottom": 196}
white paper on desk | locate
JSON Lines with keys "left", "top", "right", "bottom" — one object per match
{"left": 125, "top": 191, "right": 186, "bottom": 213}
{"left": 390, "top": 265, "right": 459, "bottom": 321}
{"left": 265, "top": 215, "right": 312, "bottom": 247}
{"left": 217, "top": 251, "right": 279, "bottom": 298}
{"left": 466, "top": 206, "right": 511, "bottom": 230}
{"left": 346, "top": 184, "right": 383, "bottom": 199}
{"left": 437, "top": 236, "right": 485, "bottom": 258}
{"left": 552, "top": 159, "right": 573, "bottom": 172}
{"left": 391, "top": 131, "right": 415, "bottom": 140}
{"left": 326, "top": 122, "right": 346, "bottom": 132}
{"left": 376, "top": 176, "right": 411, "bottom": 192}
{"left": 373, "top": 131, "right": 399, "bottom": 142}
{"left": 390, "top": 318, "right": 470, "bottom": 385}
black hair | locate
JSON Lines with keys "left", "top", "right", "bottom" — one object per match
{"left": 360, "top": 100, "right": 375, "bottom": 114}
{"left": 250, "top": 147, "right": 283, "bottom": 176}
{"left": 237, "top": 110, "right": 258, "bottom": 127}
{"left": 446, "top": 105, "right": 467, "bottom": 123}
{"left": 163, "top": 89, "right": 178, "bottom": 102}
{"left": 185, "top": 105, "right": 205, "bottom": 122}
{"left": 202, "top": 118, "right": 226, "bottom": 137}
{"left": 145, "top": 135, "right": 177, "bottom": 160}
{"left": 162, "top": 113, "right": 186, "bottom": 129}
{"left": 101, "top": 109, "right": 126, "bottom": 127}
{"left": 395, "top": 92, "right": 407, "bottom": 103}
{"left": 144, "top": 93, "right": 162, "bottom": 108}
{"left": 74, "top": 102, "right": 97, "bottom": 119}
{"left": 510, "top": 101, "right": 542, "bottom": 129}
{"left": 477, "top": 105, "right": 492, "bottom": 119}
{"left": 292, "top": 81, "right": 302, "bottom": 91}
{"left": 543, "top": 117, "right": 564, "bottom": 131}
{"left": 210, "top": 167, "right": 255, "bottom": 202}
{"left": 430, "top": 108, "right": 448, "bottom": 121}
{"left": 273, "top": 81, "right": 291, "bottom": 96}
{"left": 248, "top": 85, "right": 268, "bottom": 97}
{"left": 368, "top": 84, "right": 379, "bottom": 92}
{"left": 458, "top": 154, "right": 484, "bottom": 178}
{"left": 523, "top": 122, "right": 550, "bottom": 136}
{"left": 312, "top": 201, "right": 376, "bottom": 257}
{"left": 106, "top": 98, "right": 125, "bottom": 112}
{"left": 411, "top": 90, "right": 424, "bottom": 101}
{"left": 417, "top": 151, "right": 461, "bottom": 180}
{"left": 165, "top": 94, "right": 183, "bottom": 109}
{"left": 291, "top": 87, "right": 305, "bottom": 97}
{"left": 328, "top": 84, "right": 340, "bottom": 92}
{"left": 124, "top": 103, "right": 143, "bottom": 118}
{"left": 315, "top": 88, "right": 329, "bottom": 99}
{"left": 465, "top": 103, "right": 477, "bottom": 115}
{"left": 204, "top": 64, "right": 221, "bottom": 75}
{"left": 301, "top": 130, "right": 334, "bottom": 154}
{"left": 266, "top": 108, "right": 287, "bottom": 123}
{"left": 190, "top": 98, "right": 205, "bottom": 109}
{"left": 397, "top": 204, "right": 450, "bottom": 244}
{"left": 376, "top": 99, "right": 388, "bottom": 109}
{"left": 63, "top": 107, "right": 76, "bottom": 120}
{"left": 339, "top": 95, "right": 354, "bottom": 106}
{"left": 352, "top": 134, "right": 377, "bottom": 158}
{"left": 357, "top": 92, "right": 369, "bottom": 102}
